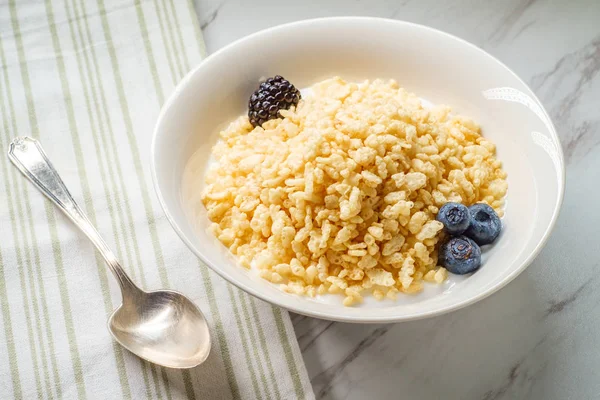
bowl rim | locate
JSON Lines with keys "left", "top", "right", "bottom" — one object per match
{"left": 150, "top": 16, "right": 566, "bottom": 323}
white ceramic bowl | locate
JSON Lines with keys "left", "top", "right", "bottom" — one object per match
{"left": 151, "top": 17, "right": 564, "bottom": 323}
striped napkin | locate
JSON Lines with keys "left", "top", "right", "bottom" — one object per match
{"left": 0, "top": 1, "right": 313, "bottom": 399}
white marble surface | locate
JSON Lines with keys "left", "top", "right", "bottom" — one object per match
{"left": 192, "top": 1, "right": 600, "bottom": 398}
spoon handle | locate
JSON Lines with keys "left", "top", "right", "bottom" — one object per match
{"left": 8, "top": 136, "right": 139, "bottom": 293}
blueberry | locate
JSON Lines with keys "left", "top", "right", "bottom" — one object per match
{"left": 436, "top": 202, "right": 470, "bottom": 235}
{"left": 439, "top": 236, "right": 482, "bottom": 275}
{"left": 465, "top": 203, "right": 501, "bottom": 245}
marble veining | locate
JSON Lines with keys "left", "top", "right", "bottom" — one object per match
{"left": 312, "top": 326, "right": 391, "bottom": 399}
{"left": 544, "top": 280, "right": 590, "bottom": 316}
{"left": 487, "top": 0, "right": 539, "bottom": 44}
{"left": 194, "top": 0, "right": 600, "bottom": 398}
{"left": 200, "top": 2, "right": 223, "bottom": 30}
{"left": 531, "top": 35, "right": 600, "bottom": 162}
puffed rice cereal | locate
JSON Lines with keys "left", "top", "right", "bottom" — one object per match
{"left": 201, "top": 77, "right": 507, "bottom": 306}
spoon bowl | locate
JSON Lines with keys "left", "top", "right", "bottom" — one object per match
{"left": 109, "top": 289, "right": 211, "bottom": 369}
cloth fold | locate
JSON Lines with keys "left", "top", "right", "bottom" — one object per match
{"left": 0, "top": 0, "right": 313, "bottom": 398}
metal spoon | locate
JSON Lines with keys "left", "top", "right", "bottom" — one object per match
{"left": 8, "top": 137, "right": 211, "bottom": 369}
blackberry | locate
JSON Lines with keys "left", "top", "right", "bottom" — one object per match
{"left": 248, "top": 75, "right": 301, "bottom": 127}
